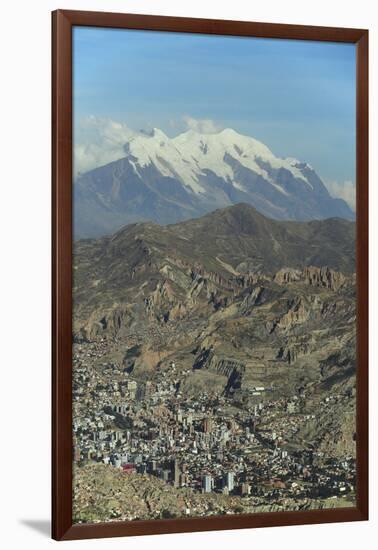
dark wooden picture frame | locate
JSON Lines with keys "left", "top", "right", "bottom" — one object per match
{"left": 52, "top": 9, "right": 368, "bottom": 541}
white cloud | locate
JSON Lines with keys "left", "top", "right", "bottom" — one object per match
{"left": 182, "top": 115, "right": 223, "bottom": 134}
{"left": 74, "top": 116, "right": 135, "bottom": 176}
{"left": 325, "top": 180, "right": 356, "bottom": 211}
{"left": 74, "top": 115, "right": 225, "bottom": 176}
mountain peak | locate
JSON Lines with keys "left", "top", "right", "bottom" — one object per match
{"left": 212, "top": 202, "right": 266, "bottom": 220}
{"left": 197, "top": 202, "right": 274, "bottom": 237}
{"left": 151, "top": 127, "right": 168, "bottom": 140}
{"left": 219, "top": 127, "right": 238, "bottom": 137}
{"left": 75, "top": 124, "right": 355, "bottom": 238}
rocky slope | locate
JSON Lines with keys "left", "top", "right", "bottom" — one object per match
{"left": 73, "top": 205, "right": 356, "bottom": 461}
{"left": 73, "top": 204, "right": 355, "bottom": 336}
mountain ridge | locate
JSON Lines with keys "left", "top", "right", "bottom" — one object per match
{"left": 74, "top": 204, "right": 356, "bottom": 314}
{"left": 74, "top": 126, "right": 354, "bottom": 238}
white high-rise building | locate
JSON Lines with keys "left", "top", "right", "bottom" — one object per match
{"left": 202, "top": 475, "right": 213, "bottom": 493}
{"left": 224, "top": 471, "right": 235, "bottom": 492}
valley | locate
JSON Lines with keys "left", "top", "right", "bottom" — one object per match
{"left": 72, "top": 204, "right": 356, "bottom": 523}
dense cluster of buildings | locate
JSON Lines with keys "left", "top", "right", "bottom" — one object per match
{"left": 73, "top": 339, "right": 355, "bottom": 505}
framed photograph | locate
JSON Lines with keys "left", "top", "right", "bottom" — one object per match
{"left": 52, "top": 10, "right": 368, "bottom": 541}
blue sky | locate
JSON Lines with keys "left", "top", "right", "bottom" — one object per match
{"left": 73, "top": 26, "right": 356, "bottom": 204}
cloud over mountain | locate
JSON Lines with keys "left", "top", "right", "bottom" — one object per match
{"left": 325, "top": 180, "right": 356, "bottom": 211}
{"left": 182, "top": 116, "right": 223, "bottom": 134}
{"left": 74, "top": 117, "right": 135, "bottom": 176}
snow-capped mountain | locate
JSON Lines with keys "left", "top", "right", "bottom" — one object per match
{"left": 74, "top": 126, "right": 354, "bottom": 238}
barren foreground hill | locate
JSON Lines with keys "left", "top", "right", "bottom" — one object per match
{"left": 73, "top": 463, "right": 354, "bottom": 523}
